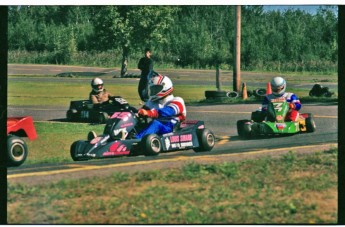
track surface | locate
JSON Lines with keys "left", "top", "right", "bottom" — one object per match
{"left": 7, "top": 64, "right": 338, "bottom": 185}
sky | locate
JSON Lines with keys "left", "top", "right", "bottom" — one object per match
{"left": 263, "top": 5, "right": 338, "bottom": 14}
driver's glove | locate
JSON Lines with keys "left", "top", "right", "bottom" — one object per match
{"left": 289, "top": 103, "right": 296, "bottom": 109}
{"left": 138, "top": 108, "right": 158, "bottom": 118}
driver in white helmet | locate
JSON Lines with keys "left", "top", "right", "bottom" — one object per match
{"left": 89, "top": 77, "right": 113, "bottom": 104}
{"left": 135, "top": 73, "right": 186, "bottom": 139}
{"left": 262, "top": 76, "right": 301, "bottom": 121}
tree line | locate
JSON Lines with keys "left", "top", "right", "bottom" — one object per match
{"left": 8, "top": 5, "right": 338, "bottom": 74}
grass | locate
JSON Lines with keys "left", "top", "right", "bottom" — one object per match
{"left": 23, "top": 122, "right": 104, "bottom": 164}
{"left": 8, "top": 74, "right": 338, "bottom": 107}
{"left": 7, "top": 148, "right": 338, "bottom": 224}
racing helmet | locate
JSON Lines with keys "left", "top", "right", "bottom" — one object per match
{"left": 149, "top": 74, "right": 174, "bottom": 101}
{"left": 270, "top": 76, "right": 286, "bottom": 96}
{"left": 91, "top": 77, "right": 104, "bottom": 93}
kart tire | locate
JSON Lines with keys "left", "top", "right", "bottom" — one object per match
{"left": 237, "top": 120, "right": 252, "bottom": 139}
{"left": 66, "top": 109, "right": 78, "bottom": 121}
{"left": 254, "top": 88, "right": 266, "bottom": 97}
{"left": 226, "top": 91, "right": 239, "bottom": 98}
{"left": 142, "top": 134, "right": 161, "bottom": 156}
{"left": 305, "top": 113, "right": 316, "bottom": 133}
{"left": 205, "top": 90, "right": 228, "bottom": 99}
{"left": 7, "top": 135, "right": 28, "bottom": 167}
{"left": 251, "top": 111, "right": 266, "bottom": 122}
{"left": 70, "top": 140, "right": 89, "bottom": 161}
{"left": 98, "top": 112, "right": 109, "bottom": 124}
{"left": 193, "top": 128, "right": 215, "bottom": 152}
{"left": 309, "top": 90, "right": 316, "bottom": 97}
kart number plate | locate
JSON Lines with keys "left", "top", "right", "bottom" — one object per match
{"left": 114, "top": 98, "right": 128, "bottom": 105}
{"left": 81, "top": 111, "right": 89, "bottom": 119}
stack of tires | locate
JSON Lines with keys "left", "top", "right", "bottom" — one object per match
{"left": 204, "top": 88, "right": 266, "bottom": 100}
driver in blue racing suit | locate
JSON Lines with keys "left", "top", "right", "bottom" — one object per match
{"left": 262, "top": 76, "right": 301, "bottom": 121}
{"left": 135, "top": 74, "right": 186, "bottom": 139}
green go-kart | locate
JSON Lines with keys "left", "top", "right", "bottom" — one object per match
{"left": 237, "top": 97, "right": 316, "bottom": 139}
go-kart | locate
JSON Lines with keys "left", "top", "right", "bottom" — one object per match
{"left": 7, "top": 116, "right": 38, "bottom": 166}
{"left": 66, "top": 96, "right": 137, "bottom": 124}
{"left": 70, "top": 110, "right": 215, "bottom": 161}
{"left": 237, "top": 97, "right": 316, "bottom": 139}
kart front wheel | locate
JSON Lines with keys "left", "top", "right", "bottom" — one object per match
{"left": 193, "top": 128, "right": 215, "bottom": 152}
{"left": 305, "top": 113, "right": 316, "bottom": 133}
{"left": 7, "top": 135, "right": 28, "bottom": 167}
{"left": 237, "top": 120, "right": 252, "bottom": 139}
{"left": 70, "top": 140, "right": 89, "bottom": 161}
{"left": 142, "top": 134, "right": 161, "bottom": 156}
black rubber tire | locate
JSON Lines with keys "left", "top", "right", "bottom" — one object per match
{"left": 205, "top": 90, "right": 228, "bottom": 99}
{"left": 142, "top": 134, "right": 161, "bottom": 156}
{"left": 237, "top": 120, "right": 252, "bottom": 139}
{"left": 305, "top": 113, "right": 316, "bottom": 133}
{"left": 251, "top": 111, "right": 266, "bottom": 122}
{"left": 98, "top": 112, "right": 109, "bottom": 124}
{"left": 226, "top": 91, "right": 239, "bottom": 98}
{"left": 7, "top": 135, "right": 28, "bottom": 167}
{"left": 254, "top": 88, "right": 267, "bottom": 97}
{"left": 70, "top": 140, "right": 89, "bottom": 161}
{"left": 193, "top": 128, "right": 215, "bottom": 152}
{"left": 66, "top": 109, "right": 78, "bottom": 121}
{"left": 309, "top": 90, "right": 316, "bottom": 97}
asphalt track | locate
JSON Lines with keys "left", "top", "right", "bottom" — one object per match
{"left": 7, "top": 64, "right": 338, "bottom": 185}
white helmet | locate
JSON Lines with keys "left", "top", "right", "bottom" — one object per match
{"left": 270, "top": 76, "right": 286, "bottom": 96}
{"left": 149, "top": 74, "right": 173, "bottom": 101}
{"left": 91, "top": 77, "right": 104, "bottom": 93}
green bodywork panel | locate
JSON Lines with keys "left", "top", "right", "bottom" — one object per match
{"left": 256, "top": 98, "right": 301, "bottom": 134}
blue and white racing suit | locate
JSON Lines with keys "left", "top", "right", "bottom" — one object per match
{"left": 135, "top": 94, "right": 186, "bottom": 139}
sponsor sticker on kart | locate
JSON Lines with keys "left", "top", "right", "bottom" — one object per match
{"left": 275, "top": 123, "right": 286, "bottom": 130}
{"left": 164, "top": 133, "right": 193, "bottom": 149}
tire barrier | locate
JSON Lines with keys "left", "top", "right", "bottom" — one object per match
{"left": 253, "top": 88, "right": 267, "bottom": 98}
{"left": 309, "top": 84, "right": 334, "bottom": 97}
{"left": 204, "top": 90, "right": 229, "bottom": 99}
{"left": 205, "top": 88, "right": 268, "bottom": 100}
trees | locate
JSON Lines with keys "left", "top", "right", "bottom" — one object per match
{"left": 91, "top": 6, "right": 179, "bottom": 76}
{"left": 7, "top": 5, "right": 338, "bottom": 73}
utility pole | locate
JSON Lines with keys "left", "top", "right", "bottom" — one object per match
{"left": 233, "top": 5, "right": 241, "bottom": 92}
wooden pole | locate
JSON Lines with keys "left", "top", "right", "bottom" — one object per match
{"left": 216, "top": 64, "right": 221, "bottom": 91}
{"left": 233, "top": 5, "right": 241, "bottom": 92}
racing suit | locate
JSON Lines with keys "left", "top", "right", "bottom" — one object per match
{"left": 89, "top": 89, "right": 113, "bottom": 104}
{"left": 262, "top": 92, "right": 302, "bottom": 121}
{"left": 135, "top": 94, "right": 186, "bottom": 139}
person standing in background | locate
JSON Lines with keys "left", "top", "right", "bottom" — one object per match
{"left": 137, "top": 48, "right": 153, "bottom": 102}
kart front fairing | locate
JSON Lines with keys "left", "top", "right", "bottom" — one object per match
{"left": 252, "top": 98, "right": 301, "bottom": 135}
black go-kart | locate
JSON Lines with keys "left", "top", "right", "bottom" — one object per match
{"left": 70, "top": 110, "right": 216, "bottom": 161}
{"left": 66, "top": 96, "right": 136, "bottom": 124}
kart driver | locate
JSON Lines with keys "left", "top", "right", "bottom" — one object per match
{"left": 89, "top": 77, "right": 113, "bottom": 104}
{"left": 262, "top": 76, "right": 301, "bottom": 121}
{"left": 135, "top": 73, "right": 186, "bottom": 139}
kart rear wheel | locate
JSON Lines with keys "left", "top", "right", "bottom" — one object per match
{"left": 142, "top": 134, "right": 161, "bottom": 156}
{"left": 98, "top": 112, "right": 109, "bottom": 124}
{"left": 7, "top": 135, "right": 28, "bottom": 167}
{"left": 237, "top": 120, "right": 252, "bottom": 139}
{"left": 70, "top": 141, "right": 89, "bottom": 161}
{"left": 193, "top": 128, "right": 215, "bottom": 152}
{"left": 305, "top": 113, "right": 316, "bottom": 133}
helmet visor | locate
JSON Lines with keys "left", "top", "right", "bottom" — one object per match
{"left": 149, "top": 85, "right": 163, "bottom": 96}
{"left": 272, "top": 85, "right": 284, "bottom": 93}
{"left": 92, "top": 84, "right": 103, "bottom": 90}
